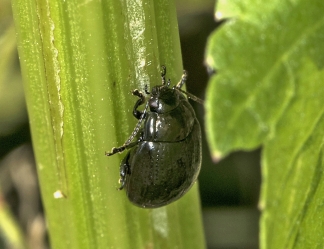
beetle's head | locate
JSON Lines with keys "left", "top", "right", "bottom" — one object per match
{"left": 148, "top": 85, "right": 179, "bottom": 113}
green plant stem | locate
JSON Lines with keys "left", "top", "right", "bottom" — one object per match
{"left": 11, "top": 0, "right": 206, "bottom": 248}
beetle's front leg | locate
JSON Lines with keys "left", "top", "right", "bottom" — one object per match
{"left": 118, "top": 152, "right": 131, "bottom": 190}
{"left": 132, "top": 89, "right": 146, "bottom": 119}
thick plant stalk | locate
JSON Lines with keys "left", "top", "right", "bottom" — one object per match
{"left": 11, "top": 0, "right": 206, "bottom": 248}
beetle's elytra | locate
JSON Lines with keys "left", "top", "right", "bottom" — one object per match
{"left": 106, "top": 66, "right": 202, "bottom": 208}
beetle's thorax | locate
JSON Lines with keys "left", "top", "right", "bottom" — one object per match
{"left": 148, "top": 85, "right": 180, "bottom": 113}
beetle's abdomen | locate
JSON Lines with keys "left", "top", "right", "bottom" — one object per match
{"left": 143, "top": 99, "right": 195, "bottom": 142}
{"left": 126, "top": 119, "right": 201, "bottom": 208}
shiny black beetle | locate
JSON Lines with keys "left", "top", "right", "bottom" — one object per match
{"left": 106, "top": 66, "right": 202, "bottom": 208}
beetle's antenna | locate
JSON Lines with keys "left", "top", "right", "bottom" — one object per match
{"left": 176, "top": 70, "right": 187, "bottom": 89}
{"left": 177, "top": 88, "right": 204, "bottom": 105}
{"left": 176, "top": 70, "right": 204, "bottom": 105}
{"left": 124, "top": 101, "right": 149, "bottom": 146}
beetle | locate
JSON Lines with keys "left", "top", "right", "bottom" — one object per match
{"left": 106, "top": 66, "right": 202, "bottom": 208}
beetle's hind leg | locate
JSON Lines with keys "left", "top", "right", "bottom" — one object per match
{"left": 132, "top": 89, "right": 146, "bottom": 119}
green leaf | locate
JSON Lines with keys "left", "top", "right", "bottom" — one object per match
{"left": 205, "top": 0, "right": 324, "bottom": 248}
{"left": 0, "top": 187, "right": 28, "bottom": 249}
{"left": 0, "top": 21, "right": 26, "bottom": 135}
{"left": 11, "top": 0, "right": 206, "bottom": 248}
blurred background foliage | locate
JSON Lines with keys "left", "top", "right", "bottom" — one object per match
{"left": 0, "top": 0, "right": 260, "bottom": 248}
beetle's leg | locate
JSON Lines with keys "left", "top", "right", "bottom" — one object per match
{"left": 166, "top": 79, "right": 171, "bottom": 87}
{"left": 105, "top": 141, "right": 138, "bottom": 156}
{"left": 144, "top": 84, "right": 150, "bottom": 94}
{"left": 132, "top": 89, "right": 146, "bottom": 119}
{"left": 107, "top": 95, "right": 148, "bottom": 156}
{"left": 161, "top": 65, "right": 166, "bottom": 85}
{"left": 118, "top": 152, "right": 131, "bottom": 190}
{"left": 176, "top": 70, "right": 188, "bottom": 89}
